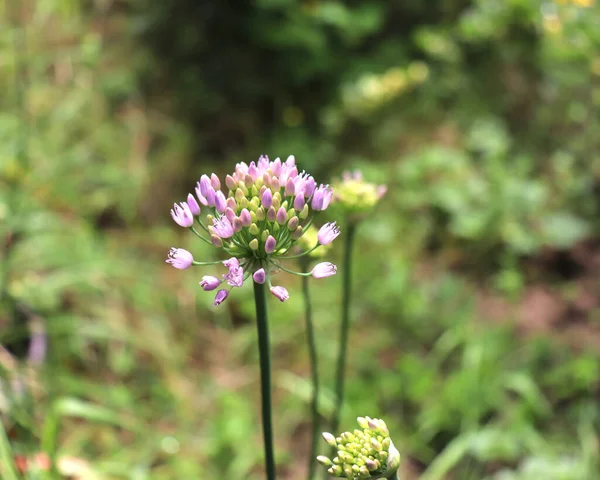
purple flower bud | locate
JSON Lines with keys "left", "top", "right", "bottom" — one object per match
{"left": 253, "top": 268, "right": 266, "bottom": 284}
{"left": 265, "top": 235, "right": 277, "bottom": 254}
{"left": 276, "top": 207, "right": 287, "bottom": 225}
{"left": 304, "top": 177, "right": 316, "bottom": 198}
{"left": 225, "top": 207, "right": 236, "bottom": 223}
{"left": 210, "top": 173, "right": 221, "bottom": 190}
{"left": 166, "top": 247, "right": 194, "bottom": 269}
{"left": 195, "top": 183, "right": 208, "bottom": 206}
{"left": 232, "top": 217, "right": 243, "bottom": 232}
{"left": 262, "top": 189, "right": 273, "bottom": 209}
{"left": 285, "top": 178, "right": 296, "bottom": 196}
{"left": 226, "top": 196, "right": 237, "bottom": 211}
{"left": 199, "top": 174, "right": 211, "bottom": 197}
{"left": 293, "top": 193, "right": 305, "bottom": 211}
{"left": 287, "top": 216, "right": 299, "bottom": 231}
{"left": 317, "top": 222, "right": 341, "bottom": 245}
{"left": 170, "top": 202, "right": 194, "bottom": 227}
{"left": 212, "top": 216, "right": 234, "bottom": 238}
{"left": 240, "top": 208, "right": 252, "bottom": 227}
{"left": 270, "top": 285, "right": 289, "bottom": 302}
{"left": 215, "top": 191, "right": 227, "bottom": 213}
{"left": 312, "top": 262, "right": 337, "bottom": 278}
{"left": 187, "top": 194, "right": 201, "bottom": 216}
{"left": 267, "top": 206, "right": 277, "bottom": 222}
{"left": 225, "top": 174, "right": 237, "bottom": 191}
{"left": 244, "top": 174, "right": 253, "bottom": 187}
{"left": 206, "top": 187, "right": 217, "bottom": 207}
{"left": 200, "top": 276, "right": 221, "bottom": 291}
{"left": 213, "top": 289, "right": 229, "bottom": 306}
{"left": 271, "top": 177, "right": 280, "bottom": 190}
{"left": 211, "top": 235, "right": 223, "bottom": 248}
{"left": 248, "top": 162, "right": 259, "bottom": 180}
{"left": 272, "top": 158, "right": 282, "bottom": 176}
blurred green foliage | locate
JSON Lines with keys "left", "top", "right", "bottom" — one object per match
{"left": 2, "top": 0, "right": 600, "bottom": 479}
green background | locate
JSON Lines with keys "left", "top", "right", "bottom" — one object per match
{"left": 2, "top": 0, "right": 600, "bottom": 478}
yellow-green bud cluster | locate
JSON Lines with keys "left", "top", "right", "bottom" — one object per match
{"left": 331, "top": 171, "right": 386, "bottom": 222}
{"left": 317, "top": 417, "right": 400, "bottom": 480}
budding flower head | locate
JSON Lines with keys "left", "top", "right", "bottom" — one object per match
{"left": 166, "top": 155, "right": 340, "bottom": 305}
{"left": 317, "top": 417, "right": 400, "bottom": 480}
{"left": 331, "top": 170, "right": 386, "bottom": 222}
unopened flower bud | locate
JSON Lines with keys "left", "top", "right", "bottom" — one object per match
{"left": 270, "top": 285, "right": 289, "bottom": 302}
{"left": 249, "top": 239, "right": 259, "bottom": 250}
{"left": 240, "top": 208, "right": 252, "bottom": 227}
{"left": 267, "top": 206, "right": 277, "bottom": 222}
{"left": 225, "top": 174, "right": 237, "bottom": 190}
{"left": 292, "top": 226, "right": 303, "bottom": 240}
{"left": 253, "top": 268, "right": 266, "bottom": 284}
{"left": 262, "top": 189, "right": 273, "bottom": 208}
{"left": 265, "top": 235, "right": 277, "bottom": 254}
{"left": 211, "top": 235, "right": 223, "bottom": 248}
{"left": 187, "top": 194, "right": 201, "bottom": 216}
{"left": 276, "top": 207, "right": 287, "bottom": 225}
{"left": 200, "top": 276, "right": 221, "bottom": 291}
{"left": 249, "top": 223, "right": 259, "bottom": 235}
{"left": 287, "top": 216, "right": 299, "bottom": 231}
{"left": 213, "top": 289, "right": 228, "bottom": 306}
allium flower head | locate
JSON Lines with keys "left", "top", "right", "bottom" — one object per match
{"left": 332, "top": 170, "right": 386, "bottom": 222}
{"left": 166, "top": 155, "right": 340, "bottom": 305}
{"left": 317, "top": 417, "right": 401, "bottom": 480}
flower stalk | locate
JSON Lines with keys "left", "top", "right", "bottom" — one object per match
{"left": 300, "top": 257, "right": 319, "bottom": 480}
{"left": 331, "top": 222, "right": 356, "bottom": 438}
{"left": 253, "top": 281, "right": 276, "bottom": 480}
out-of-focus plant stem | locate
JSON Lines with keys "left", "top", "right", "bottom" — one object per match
{"left": 253, "top": 281, "right": 276, "bottom": 480}
{"left": 330, "top": 222, "right": 356, "bottom": 440}
{"left": 300, "top": 258, "right": 319, "bottom": 480}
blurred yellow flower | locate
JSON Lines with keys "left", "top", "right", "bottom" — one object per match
{"left": 543, "top": 15, "right": 562, "bottom": 34}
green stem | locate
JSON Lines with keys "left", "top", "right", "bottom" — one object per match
{"left": 253, "top": 282, "right": 276, "bottom": 480}
{"left": 300, "top": 261, "right": 319, "bottom": 480}
{"left": 330, "top": 222, "right": 356, "bottom": 438}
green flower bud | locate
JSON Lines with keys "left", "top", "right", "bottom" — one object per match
{"left": 235, "top": 188, "right": 245, "bottom": 203}
{"left": 249, "top": 223, "right": 259, "bottom": 235}
{"left": 255, "top": 208, "right": 264, "bottom": 221}
{"left": 249, "top": 239, "right": 259, "bottom": 250}
{"left": 261, "top": 230, "right": 269, "bottom": 242}
{"left": 287, "top": 216, "right": 299, "bottom": 231}
{"left": 299, "top": 204, "right": 309, "bottom": 219}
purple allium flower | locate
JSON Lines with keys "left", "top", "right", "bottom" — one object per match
{"left": 285, "top": 178, "right": 296, "bottom": 196}
{"left": 294, "top": 193, "right": 305, "bottom": 211}
{"left": 166, "top": 247, "right": 194, "bottom": 269}
{"left": 265, "top": 235, "right": 277, "bottom": 254}
{"left": 206, "top": 187, "right": 216, "bottom": 207}
{"left": 270, "top": 286, "right": 289, "bottom": 302}
{"left": 167, "top": 154, "right": 339, "bottom": 306}
{"left": 210, "top": 173, "right": 221, "bottom": 190}
{"left": 223, "top": 257, "right": 244, "bottom": 287}
{"left": 276, "top": 207, "right": 287, "bottom": 225}
{"left": 240, "top": 208, "right": 252, "bottom": 227}
{"left": 170, "top": 202, "right": 194, "bottom": 227}
{"left": 311, "top": 185, "right": 333, "bottom": 211}
{"left": 200, "top": 276, "right": 221, "bottom": 291}
{"left": 215, "top": 191, "right": 227, "bottom": 214}
{"left": 312, "top": 262, "right": 337, "bottom": 278}
{"left": 262, "top": 189, "right": 273, "bottom": 209}
{"left": 317, "top": 222, "right": 341, "bottom": 245}
{"left": 187, "top": 194, "right": 201, "bottom": 216}
{"left": 195, "top": 183, "right": 208, "bottom": 206}
{"left": 212, "top": 216, "right": 234, "bottom": 238}
{"left": 199, "top": 174, "right": 211, "bottom": 197}
{"left": 213, "top": 289, "right": 229, "bottom": 306}
{"left": 253, "top": 268, "right": 266, "bottom": 284}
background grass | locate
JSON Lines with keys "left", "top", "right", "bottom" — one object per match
{"left": 2, "top": 0, "right": 600, "bottom": 478}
